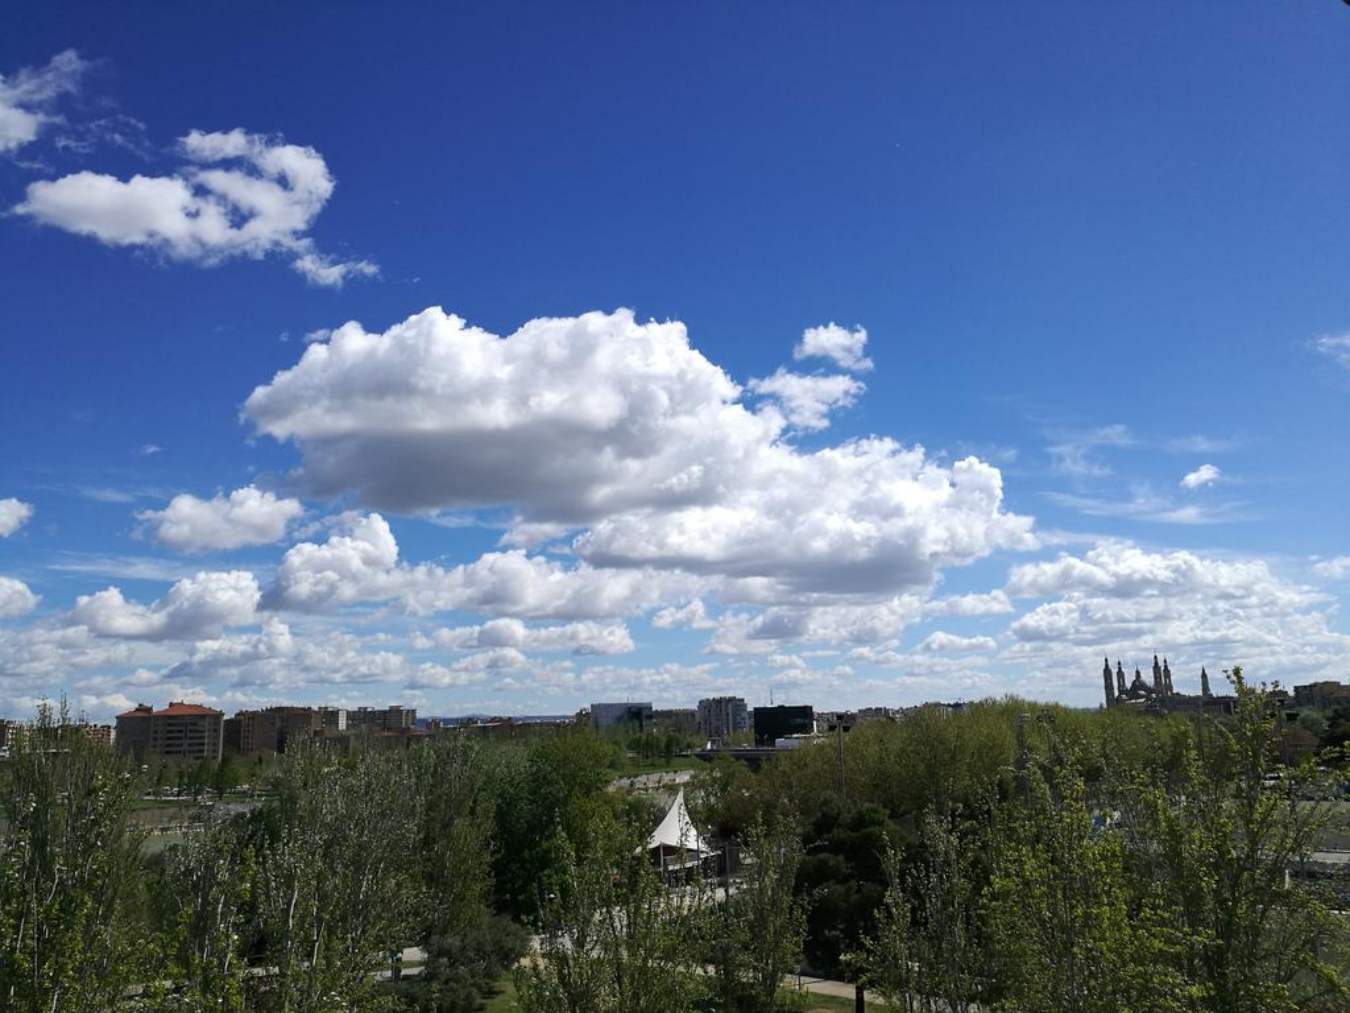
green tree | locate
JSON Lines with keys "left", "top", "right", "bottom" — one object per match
{"left": 0, "top": 700, "right": 147, "bottom": 1011}
{"left": 515, "top": 811, "right": 706, "bottom": 1013}
{"left": 251, "top": 742, "right": 421, "bottom": 1011}
{"left": 855, "top": 807, "right": 988, "bottom": 1013}
{"left": 147, "top": 814, "right": 255, "bottom": 1011}
{"left": 707, "top": 815, "right": 806, "bottom": 1013}
{"left": 1120, "top": 670, "right": 1350, "bottom": 1012}
{"left": 985, "top": 757, "right": 1184, "bottom": 1013}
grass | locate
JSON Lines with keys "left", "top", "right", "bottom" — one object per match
{"left": 477, "top": 970, "right": 875, "bottom": 1012}
{"left": 480, "top": 971, "right": 521, "bottom": 1012}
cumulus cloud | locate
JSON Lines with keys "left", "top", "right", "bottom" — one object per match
{"left": 1312, "top": 556, "right": 1350, "bottom": 582}
{"left": 0, "top": 577, "right": 39, "bottom": 618}
{"left": 926, "top": 589, "right": 1013, "bottom": 616}
{"left": 70, "top": 570, "right": 260, "bottom": 640}
{"left": 413, "top": 617, "right": 634, "bottom": 656}
{"left": 793, "top": 323, "right": 873, "bottom": 372}
{"left": 0, "top": 50, "right": 87, "bottom": 154}
{"left": 0, "top": 498, "right": 34, "bottom": 537}
{"left": 264, "top": 512, "right": 697, "bottom": 619}
{"left": 1002, "top": 541, "right": 1348, "bottom": 698}
{"left": 1313, "top": 333, "right": 1350, "bottom": 370}
{"left": 651, "top": 599, "right": 716, "bottom": 630}
{"left": 15, "top": 128, "right": 375, "bottom": 286}
{"left": 138, "top": 485, "right": 304, "bottom": 551}
{"left": 917, "top": 631, "right": 997, "bottom": 653}
{"left": 746, "top": 369, "right": 864, "bottom": 431}
{"left": 1180, "top": 464, "right": 1221, "bottom": 489}
{"left": 246, "top": 308, "right": 1033, "bottom": 599}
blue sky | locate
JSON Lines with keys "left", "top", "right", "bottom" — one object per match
{"left": 1, "top": 2, "right": 1347, "bottom": 720}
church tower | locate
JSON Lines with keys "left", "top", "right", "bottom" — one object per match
{"left": 1152, "top": 654, "right": 1163, "bottom": 693}
{"left": 1201, "top": 666, "right": 1211, "bottom": 698}
{"left": 1103, "top": 657, "right": 1115, "bottom": 708}
{"left": 1115, "top": 661, "right": 1127, "bottom": 698}
{"left": 1162, "top": 658, "right": 1174, "bottom": 696}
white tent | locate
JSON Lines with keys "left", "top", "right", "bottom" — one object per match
{"left": 644, "top": 789, "right": 713, "bottom": 861}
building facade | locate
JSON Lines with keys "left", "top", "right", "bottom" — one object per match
{"left": 147, "top": 702, "right": 224, "bottom": 761}
{"left": 696, "top": 696, "right": 749, "bottom": 740}
{"left": 753, "top": 705, "right": 814, "bottom": 746}
{"left": 115, "top": 703, "right": 155, "bottom": 759}
{"left": 590, "top": 701, "right": 654, "bottom": 731}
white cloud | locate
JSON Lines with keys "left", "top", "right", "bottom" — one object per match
{"left": 1001, "top": 541, "right": 1348, "bottom": 699}
{"left": 705, "top": 595, "right": 926, "bottom": 654}
{"left": 651, "top": 599, "right": 716, "bottom": 630}
{"left": 246, "top": 308, "right": 1034, "bottom": 599}
{"left": 0, "top": 577, "right": 39, "bottom": 618}
{"left": 138, "top": 485, "right": 304, "bottom": 551}
{"left": 746, "top": 369, "right": 864, "bottom": 431}
{"left": 1312, "top": 556, "right": 1350, "bottom": 582}
{"left": 139, "top": 443, "right": 162, "bottom": 455}
{"left": 1045, "top": 488, "right": 1243, "bottom": 525}
{"left": 413, "top": 617, "right": 634, "bottom": 656}
{"left": 917, "top": 631, "right": 997, "bottom": 653}
{"left": 1313, "top": 333, "right": 1350, "bottom": 370}
{"left": 1046, "top": 424, "right": 1133, "bottom": 477}
{"left": 925, "top": 589, "right": 1013, "bottom": 616}
{"left": 0, "top": 498, "right": 34, "bottom": 537}
{"left": 1167, "top": 434, "right": 1235, "bottom": 454}
{"left": 264, "top": 512, "right": 697, "bottom": 619}
{"left": 0, "top": 50, "right": 86, "bottom": 154}
{"left": 70, "top": 570, "right": 260, "bottom": 641}
{"left": 1180, "top": 463, "right": 1221, "bottom": 490}
{"left": 15, "top": 128, "right": 375, "bottom": 286}
{"left": 793, "top": 323, "right": 873, "bottom": 372}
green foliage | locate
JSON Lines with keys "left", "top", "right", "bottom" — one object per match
{"left": 514, "top": 810, "right": 706, "bottom": 1013}
{"left": 706, "top": 815, "right": 807, "bottom": 1013}
{"left": 0, "top": 698, "right": 147, "bottom": 1012}
{"left": 250, "top": 742, "right": 423, "bottom": 1011}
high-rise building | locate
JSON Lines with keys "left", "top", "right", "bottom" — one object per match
{"left": 752, "top": 705, "right": 814, "bottom": 746}
{"left": 115, "top": 703, "right": 154, "bottom": 759}
{"left": 234, "top": 706, "right": 323, "bottom": 754}
{"left": 318, "top": 706, "right": 347, "bottom": 732}
{"left": 696, "top": 696, "right": 749, "bottom": 740}
{"left": 590, "top": 702, "right": 653, "bottom": 731}
{"left": 347, "top": 705, "right": 417, "bottom": 732}
{"left": 147, "top": 702, "right": 224, "bottom": 761}
{"left": 653, "top": 708, "right": 697, "bottom": 734}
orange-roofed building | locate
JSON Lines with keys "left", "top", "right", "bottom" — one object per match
{"left": 147, "top": 701, "right": 224, "bottom": 761}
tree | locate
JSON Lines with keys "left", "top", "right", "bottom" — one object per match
{"left": 251, "top": 742, "right": 421, "bottom": 1011}
{"left": 0, "top": 699, "right": 147, "bottom": 1012}
{"left": 707, "top": 815, "right": 806, "bottom": 1013}
{"left": 855, "top": 807, "right": 988, "bottom": 1013}
{"left": 515, "top": 810, "right": 706, "bottom": 1013}
{"left": 984, "top": 756, "right": 1184, "bottom": 1013}
{"left": 147, "top": 814, "right": 255, "bottom": 1011}
{"left": 1119, "top": 670, "right": 1350, "bottom": 1012}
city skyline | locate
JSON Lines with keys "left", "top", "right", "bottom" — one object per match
{"left": 2, "top": 3, "right": 1349, "bottom": 722}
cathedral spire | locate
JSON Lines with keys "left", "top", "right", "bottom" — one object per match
{"left": 1162, "top": 658, "right": 1174, "bottom": 695}
{"left": 1103, "top": 657, "right": 1115, "bottom": 708}
{"left": 1201, "top": 665, "right": 1211, "bottom": 698}
{"left": 1115, "top": 660, "right": 1127, "bottom": 698}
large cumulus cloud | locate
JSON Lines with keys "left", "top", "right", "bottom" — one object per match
{"left": 245, "top": 307, "right": 1035, "bottom": 600}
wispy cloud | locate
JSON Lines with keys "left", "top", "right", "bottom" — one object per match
{"left": 1166, "top": 434, "right": 1236, "bottom": 454}
{"left": 1044, "top": 487, "right": 1249, "bottom": 525}
{"left": 1312, "top": 333, "right": 1350, "bottom": 370}
{"left": 1046, "top": 423, "right": 1133, "bottom": 476}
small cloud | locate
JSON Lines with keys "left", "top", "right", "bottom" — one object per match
{"left": 1166, "top": 434, "right": 1236, "bottom": 454}
{"left": 139, "top": 443, "right": 162, "bottom": 456}
{"left": 1046, "top": 424, "right": 1133, "bottom": 477}
{"left": 1180, "top": 463, "right": 1221, "bottom": 490}
{"left": 793, "top": 323, "right": 873, "bottom": 372}
{"left": 1312, "top": 556, "right": 1350, "bottom": 582}
{"left": 1312, "top": 333, "right": 1350, "bottom": 370}
{"left": 303, "top": 327, "right": 332, "bottom": 343}
{"left": 0, "top": 497, "right": 34, "bottom": 537}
